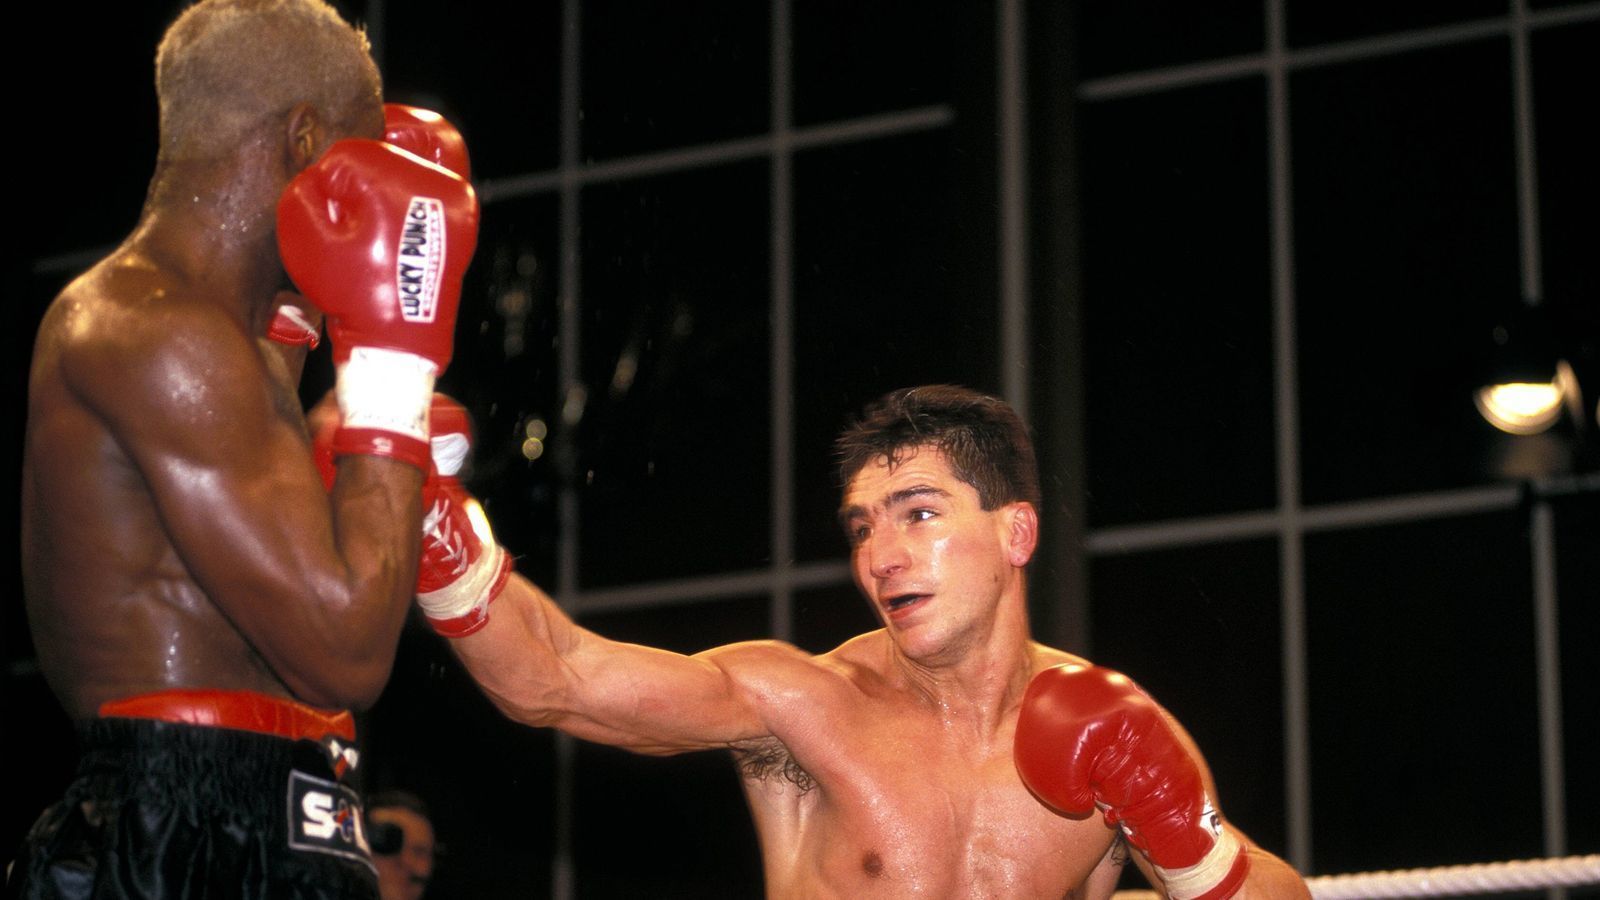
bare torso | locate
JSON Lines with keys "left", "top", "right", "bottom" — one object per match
{"left": 21, "top": 253, "right": 304, "bottom": 720}
{"left": 738, "top": 635, "right": 1119, "bottom": 899}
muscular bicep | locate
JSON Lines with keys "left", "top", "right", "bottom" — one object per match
{"left": 65, "top": 303, "right": 419, "bottom": 704}
{"left": 455, "top": 573, "right": 814, "bottom": 754}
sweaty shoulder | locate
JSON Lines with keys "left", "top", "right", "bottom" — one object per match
{"left": 700, "top": 639, "right": 860, "bottom": 708}
{"left": 706, "top": 637, "right": 885, "bottom": 788}
{"left": 49, "top": 255, "right": 263, "bottom": 421}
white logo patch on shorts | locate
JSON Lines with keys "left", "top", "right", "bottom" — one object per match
{"left": 396, "top": 196, "right": 446, "bottom": 323}
{"left": 287, "top": 770, "right": 374, "bottom": 870}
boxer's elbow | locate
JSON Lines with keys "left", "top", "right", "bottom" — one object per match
{"left": 277, "top": 644, "right": 398, "bottom": 711}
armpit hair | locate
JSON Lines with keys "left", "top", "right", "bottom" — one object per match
{"left": 732, "top": 736, "right": 816, "bottom": 794}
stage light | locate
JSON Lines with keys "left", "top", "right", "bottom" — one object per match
{"left": 1476, "top": 301, "right": 1573, "bottom": 436}
{"left": 1475, "top": 361, "right": 1574, "bottom": 435}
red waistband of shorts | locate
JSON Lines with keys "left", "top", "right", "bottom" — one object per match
{"left": 98, "top": 689, "right": 355, "bottom": 743}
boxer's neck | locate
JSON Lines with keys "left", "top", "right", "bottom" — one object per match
{"left": 887, "top": 587, "right": 1037, "bottom": 737}
{"left": 133, "top": 159, "right": 286, "bottom": 321}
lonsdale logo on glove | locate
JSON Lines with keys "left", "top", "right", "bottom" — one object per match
{"left": 398, "top": 197, "right": 446, "bottom": 323}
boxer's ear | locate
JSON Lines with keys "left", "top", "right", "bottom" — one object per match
{"left": 284, "top": 102, "right": 323, "bottom": 172}
{"left": 1003, "top": 502, "right": 1039, "bottom": 568}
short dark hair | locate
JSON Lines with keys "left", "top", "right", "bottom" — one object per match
{"left": 835, "top": 385, "right": 1041, "bottom": 510}
{"left": 367, "top": 789, "right": 431, "bottom": 820}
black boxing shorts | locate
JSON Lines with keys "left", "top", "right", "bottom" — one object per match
{"left": 5, "top": 689, "right": 378, "bottom": 900}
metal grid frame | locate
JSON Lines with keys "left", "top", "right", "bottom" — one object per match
{"left": 467, "top": 3, "right": 1598, "bottom": 892}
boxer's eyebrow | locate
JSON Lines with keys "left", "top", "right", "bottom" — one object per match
{"left": 885, "top": 485, "right": 948, "bottom": 509}
{"left": 838, "top": 485, "right": 949, "bottom": 528}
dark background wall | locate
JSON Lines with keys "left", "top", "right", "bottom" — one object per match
{"left": 6, "top": 1, "right": 1596, "bottom": 897}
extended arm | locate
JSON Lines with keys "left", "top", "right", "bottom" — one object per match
{"left": 402, "top": 402, "right": 802, "bottom": 754}
{"left": 450, "top": 573, "right": 793, "bottom": 754}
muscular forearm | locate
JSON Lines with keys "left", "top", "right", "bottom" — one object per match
{"left": 275, "top": 455, "right": 424, "bottom": 708}
{"left": 445, "top": 572, "right": 763, "bottom": 754}
{"left": 450, "top": 572, "right": 579, "bottom": 726}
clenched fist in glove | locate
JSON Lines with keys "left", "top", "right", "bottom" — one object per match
{"left": 278, "top": 139, "right": 478, "bottom": 471}
{"left": 414, "top": 395, "right": 510, "bottom": 637}
{"left": 1015, "top": 664, "right": 1250, "bottom": 900}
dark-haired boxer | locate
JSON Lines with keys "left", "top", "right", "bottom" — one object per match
{"left": 12, "top": 1, "right": 476, "bottom": 896}
{"left": 416, "top": 386, "right": 1310, "bottom": 898}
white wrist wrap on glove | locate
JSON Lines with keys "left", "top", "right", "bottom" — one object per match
{"left": 336, "top": 346, "right": 438, "bottom": 442}
{"left": 417, "top": 495, "right": 508, "bottom": 636}
{"left": 417, "top": 537, "right": 506, "bottom": 620}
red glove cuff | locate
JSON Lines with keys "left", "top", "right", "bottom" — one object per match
{"left": 268, "top": 305, "right": 321, "bottom": 348}
{"left": 331, "top": 427, "right": 432, "bottom": 472}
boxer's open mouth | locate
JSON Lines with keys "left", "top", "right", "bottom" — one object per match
{"left": 886, "top": 594, "right": 927, "bottom": 612}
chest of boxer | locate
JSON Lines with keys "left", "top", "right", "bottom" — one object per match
{"left": 750, "top": 701, "right": 1115, "bottom": 897}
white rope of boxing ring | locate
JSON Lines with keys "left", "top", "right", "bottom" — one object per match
{"left": 1109, "top": 853, "right": 1600, "bottom": 898}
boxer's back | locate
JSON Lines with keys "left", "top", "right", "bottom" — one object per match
{"left": 22, "top": 252, "right": 285, "bottom": 721}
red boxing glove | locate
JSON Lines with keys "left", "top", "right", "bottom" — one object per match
{"left": 1014, "top": 665, "right": 1249, "bottom": 900}
{"left": 384, "top": 103, "right": 472, "bottom": 180}
{"left": 277, "top": 139, "right": 479, "bottom": 471}
{"left": 415, "top": 395, "right": 510, "bottom": 637}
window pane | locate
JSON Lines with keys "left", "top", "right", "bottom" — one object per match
{"left": 792, "top": 128, "right": 998, "bottom": 563}
{"left": 580, "top": 2, "right": 768, "bottom": 160}
{"left": 1081, "top": 79, "right": 1276, "bottom": 527}
{"left": 578, "top": 162, "right": 772, "bottom": 587}
{"left": 574, "top": 744, "right": 760, "bottom": 897}
{"left": 572, "top": 598, "right": 770, "bottom": 896}
{"left": 27, "top": 4, "right": 167, "bottom": 259}
{"left": 1533, "top": 21, "right": 1599, "bottom": 315}
{"left": 792, "top": 0, "right": 961, "bottom": 126}
{"left": 1286, "top": 0, "right": 1506, "bottom": 48}
{"left": 1078, "top": 1, "right": 1263, "bottom": 80}
{"left": 364, "top": 624, "right": 555, "bottom": 898}
{"left": 450, "top": 195, "right": 563, "bottom": 586}
{"left": 1306, "top": 511, "right": 1541, "bottom": 872}
{"left": 1293, "top": 40, "right": 1520, "bottom": 505}
{"left": 1089, "top": 539, "right": 1287, "bottom": 856}
{"left": 1555, "top": 494, "right": 1600, "bottom": 854}
{"left": 793, "top": 581, "right": 879, "bottom": 656}
{"left": 382, "top": 2, "right": 562, "bottom": 176}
